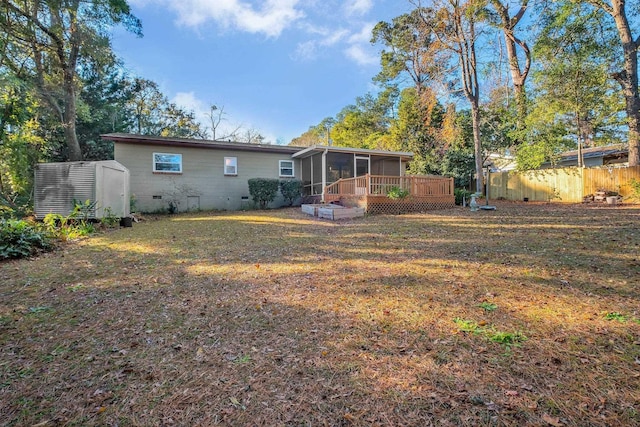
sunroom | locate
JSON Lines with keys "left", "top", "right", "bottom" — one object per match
{"left": 292, "top": 145, "right": 412, "bottom": 197}
{"left": 292, "top": 145, "right": 455, "bottom": 213}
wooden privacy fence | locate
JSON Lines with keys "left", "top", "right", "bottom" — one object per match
{"left": 488, "top": 165, "right": 640, "bottom": 202}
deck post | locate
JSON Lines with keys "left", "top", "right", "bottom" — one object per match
{"left": 321, "top": 149, "right": 327, "bottom": 202}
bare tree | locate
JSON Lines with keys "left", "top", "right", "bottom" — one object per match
{"left": 206, "top": 104, "right": 241, "bottom": 141}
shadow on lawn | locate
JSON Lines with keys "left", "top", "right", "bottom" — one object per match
{"left": 1, "top": 204, "right": 639, "bottom": 425}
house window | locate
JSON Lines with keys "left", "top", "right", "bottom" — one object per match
{"left": 153, "top": 153, "right": 182, "bottom": 173}
{"left": 224, "top": 157, "right": 238, "bottom": 175}
{"left": 279, "top": 160, "right": 294, "bottom": 177}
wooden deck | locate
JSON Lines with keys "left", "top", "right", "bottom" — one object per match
{"left": 324, "top": 174, "right": 455, "bottom": 214}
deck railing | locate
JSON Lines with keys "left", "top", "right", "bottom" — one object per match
{"left": 324, "top": 174, "right": 454, "bottom": 198}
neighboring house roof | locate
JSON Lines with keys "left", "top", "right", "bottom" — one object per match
{"left": 101, "top": 133, "right": 304, "bottom": 155}
{"left": 101, "top": 134, "right": 415, "bottom": 160}
{"left": 484, "top": 153, "right": 517, "bottom": 172}
{"left": 556, "top": 144, "right": 627, "bottom": 163}
{"left": 291, "top": 144, "right": 413, "bottom": 160}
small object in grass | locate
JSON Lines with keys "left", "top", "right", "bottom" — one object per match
{"left": 469, "top": 395, "right": 484, "bottom": 405}
{"left": 478, "top": 302, "right": 498, "bottom": 312}
{"left": 542, "top": 413, "right": 563, "bottom": 426}
{"left": 604, "top": 312, "right": 627, "bottom": 322}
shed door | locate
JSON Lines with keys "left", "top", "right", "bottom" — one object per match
{"left": 102, "top": 166, "right": 125, "bottom": 217}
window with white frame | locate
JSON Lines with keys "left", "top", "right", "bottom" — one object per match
{"left": 224, "top": 157, "right": 238, "bottom": 175}
{"left": 153, "top": 152, "right": 182, "bottom": 173}
{"left": 279, "top": 160, "right": 294, "bottom": 177}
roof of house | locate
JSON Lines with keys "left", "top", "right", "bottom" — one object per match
{"left": 101, "top": 133, "right": 305, "bottom": 155}
{"left": 557, "top": 144, "right": 627, "bottom": 162}
{"left": 102, "top": 133, "right": 414, "bottom": 159}
{"left": 291, "top": 144, "right": 413, "bottom": 160}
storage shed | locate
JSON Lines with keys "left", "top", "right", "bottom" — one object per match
{"left": 34, "top": 160, "right": 130, "bottom": 219}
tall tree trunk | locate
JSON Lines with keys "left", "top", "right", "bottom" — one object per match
{"left": 490, "top": 0, "right": 530, "bottom": 125}
{"left": 611, "top": 5, "right": 640, "bottom": 166}
{"left": 62, "top": 0, "right": 82, "bottom": 161}
{"left": 588, "top": 0, "right": 640, "bottom": 165}
{"left": 63, "top": 68, "right": 82, "bottom": 160}
{"left": 471, "top": 102, "right": 483, "bottom": 193}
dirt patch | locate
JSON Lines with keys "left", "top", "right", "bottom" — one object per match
{"left": 1, "top": 202, "right": 639, "bottom": 426}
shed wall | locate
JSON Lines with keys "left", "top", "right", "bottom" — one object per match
{"left": 34, "top": 161, "right": 129, "bottom": 218}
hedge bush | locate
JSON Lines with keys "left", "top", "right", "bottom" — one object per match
{"left": 454, "top": 188, "right": 473, "bottom": 206}
{"left": 279, "top": 179, "right": 302, "bottom": 206}
{"left": 0, "top": 219, "right": 52, "bottom": 260}
{"left": 248, "top": 178, "right": 280, "bottom": 209}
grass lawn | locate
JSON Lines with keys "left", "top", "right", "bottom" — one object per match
{"left": 1, "top": 202, "right": 639, "bottom": 426}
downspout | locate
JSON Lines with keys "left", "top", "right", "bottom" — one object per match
{"left": 321, "top": 148, "right": 328, "bottom": 202}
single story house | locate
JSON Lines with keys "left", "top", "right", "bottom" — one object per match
{"left": 541, "top": 144, "right": 628, "bottom": 168}
{"left": 101, "top": 133, "right": 415, "bottom": 212}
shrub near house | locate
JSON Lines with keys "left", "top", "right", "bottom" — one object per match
{"left": 248, "top": 178, "right": 280, "bottom": 209}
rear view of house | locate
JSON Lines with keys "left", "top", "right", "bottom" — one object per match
{"left": 102, "top": 133, "right": 424, "bottom": 213}
{"left": 103, "top": 133, "right": 303, "bottom": 212}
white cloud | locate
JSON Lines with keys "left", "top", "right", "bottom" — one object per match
{"left": 348, "top": 22, "right": 376, "bottom": 44}
{"left": 171, "top": 91, "right": 211, "bottom": 129}
{"left": 344, "top": 44, "right": 378, "bottom": 66}
{"left": 293, "top": 40, "right": 318, "bottom": 61}
{"left": 321, "top": 29, "right": 350, "bottom": 46}
{"left": 149, "top": 0, "right": 305, "bottom": 38}
{"left": 293, "top": 28, "right": 349, "bottom": 61}
{"left": 344, "top": 0, "right": 374, "bottom": 16}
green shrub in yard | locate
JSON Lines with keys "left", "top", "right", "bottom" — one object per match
{"left": 455, "top": 188, "right": 473, "bottom": 205}
{"left": 0, "top": 219, "right": 52, "bottom": 260}
{"left": 387, "top": 186, "right": 410, "bottom": 199}
{"left": 248, "top": 178, "right": 280, "bottom": 209}
{"left": 280, "top": 179, "right": 302, "bottom": 206}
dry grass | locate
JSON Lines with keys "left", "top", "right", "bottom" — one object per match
{"left": 1, "top": 201, "right": 639, "bottom": 426}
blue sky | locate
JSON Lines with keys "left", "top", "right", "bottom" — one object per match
{"left": 111, "top": 0, "right": 412, "bottom": 144}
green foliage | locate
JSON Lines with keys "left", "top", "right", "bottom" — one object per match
{"left": 130, "top": 194, "right": 138, "bottom": 213}
{"left": 43, "top": 213, "right": 95, "bottom": 240}
{"left": 279, "top": 179, "right": 303, "bottom": 206}
{"left": 488, "top": 331, "right": 526, "bottom": 347}
{"left": 517, "top": 1, "right": 626, "bottom": 170}
{"left": 454, "top": 188, "right": 473, "bottom": 206}
{"left": 100, "top": 207, "right": 120, "bottom": 228}
{"left": 629, "top": 179, "right": 640, "bottom": 198}
{"left": 0, "top": 219, "right": 52, "bottom": 260}
{"left": 453, "top": 318, "right": 526, "bottom": 349}
{"left": 604, "top": 312, "right": 628, "bottom": 322}
{"left": 72, "top": 199, "right": 98, "bottom": 222}
{"left": 386, "top": 186, "right": 409, "bottom": 199}
{"left": 248, "top": 178, "right": 280, "bottom": 209}
{"left": 42, "top": 201, "right": 98, "bottom": 240}
{"left": 478, "top": 302, "right": 498, "bottom": 312}
{"left": 329, "top": 90, "right": 399, "bottom": 150}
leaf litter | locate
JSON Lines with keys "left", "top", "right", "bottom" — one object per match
{"left": 0, "top": 201, "right": 639, "bottom": 426}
